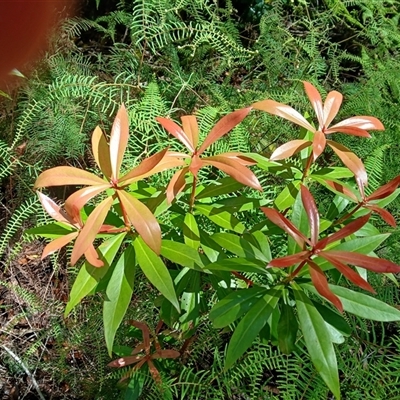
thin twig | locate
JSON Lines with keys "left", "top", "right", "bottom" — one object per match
{"left": 1, "top": 345, "right": 46, "bottom": 400}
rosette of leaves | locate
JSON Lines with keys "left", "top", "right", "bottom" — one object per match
{"left": 34, "top": 105, "right": 182, "bottom": 265}
{"left": 252, "top": 81, "right": 384, "bottom": 191}
{"left": 156, "top": 108, "right": 262, "bottom": 206}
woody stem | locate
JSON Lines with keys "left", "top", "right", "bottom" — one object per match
{"left": 301, "top": 153, "right": 314, "bottom": 182}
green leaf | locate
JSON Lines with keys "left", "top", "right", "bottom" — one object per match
{"left": 134, "top": 237, "right": 180, "bottom": 312}
{"left": 210, "top": 287, "right": 268, "bottom": 328}
{"left": 210, "top": 232, "right": 267, "bottom": 262}
{"left": 161, "top": 240, "right": 205, "bottom": 270}
{"left": 195, "top": 204, "right": 245, "bottom": 233}
{"left": 311, "top": 167, "right": 354, "bottom": 180}
{"left": 65, "top": 233, "right": 126, "bottom": 316}
{"left": 293, "top": 285, "right": 340, "bottom": 399}
{"left": 274, "top": 180, "right": 301, "bottom": 210}
{"left": 288, "top": 190, "right": 309, "bottom": 255}
{"left": 199, "top": 230, "right": 223, "bottom": 263}
{"left": 246, "top": 153, "right": 282, "bottom": 171}
{"left": 196, "top": 177, "right": 243, "bottom": 199}
{"left": 25, "top": 222, "right": 74, "bottom": 238}
{"left": 277, "top": 303, "right": 298, "bottom": 354}
{"left": 183, "top": 213, "right": 200, "bottom": 250}
{"left": 303, "top": 234, "right": 390, "bottom": 274}
{"left": 104, "top": 245, "right": 136, "bottom": 355}
{"left": 206, "top": 258, "right": 267, "bottom": 274}
{"left": 329, "top": 285, "right": 400, "bottom": 321}
{"left": 225, "top": 287, "right": 282, "bottom": 369}
{"left": 311, "top": 301, "right": 351, "bottom": 336}
{"left": 243, "top": 231, "right": 271, "bottom": 262}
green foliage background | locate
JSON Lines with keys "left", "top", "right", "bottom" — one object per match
{"left": 1, "top": 0, "right": 400, "bottom": 398}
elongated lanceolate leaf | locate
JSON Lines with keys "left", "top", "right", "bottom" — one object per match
{"left": 252, "top": 100, "right": 315, "bottom": 132}
{"left": 65, "top": 233, "right": 126, "bottom": 316}
{"left": 92, "top": 126, "right": 112, "bottom": 178}
{"left": 196, "top": 177, "right": 243, "bottom": 199}
{"left": 64, "top": 184, "right": 110, "bottom": 216}
{"left": 195, "top": 204, "right": 245, "bottom": 233}
{"left": 42, "top": 231, "right": 78, "bottom": 259}
{"left": 37, "top": 192, "right": 73, "bottom": 225}
{"left": 183, "top": 213, "right": 200, "bottom": 250}
{"left": 70, "top": 196, "right": 113, "bottom": 266}
{"left": 210, "top": 287, "right": 268, "bottom": 328}
{"left": 197, "top": 108, "right": 251, "bottom": 154}
{"left": 134, "top": 237, "right": 179, "bottom": 312}
{"left": 156, "top": 117, "right": 195, "bottom": 152}
{"left": 270, "top": 140, "right": 311, "bottom": 160}
{"left": 34, "top": 166, "right": 106, "bottom": 188}
{"left": 261, "top": 207, "right": 309, "bottom": 248}
{"left": 104, "top": 245, "right": 136, "bottom": 355}
{"left": 207, "top": 258, "right": 267, "bottom": 274}
{"left": 118, "top": 190, "right": 161, "bottom": 254}
{"left": 26, "top": 222, "right": 74, "bottom": 238}
{"left": 327, "top": 116, "right": 384, "bottom": 136}
{"left": 203, "top": 155, "right": 262, "bottom": 191}
{"left": 303, "top": 81, "right": 324, "bottom": 128}
{"left": 329, "top": 285, "right": 400, "bottom": 321}
{"left": 277, "top": 303, "right": 298, "bottom": 354}
{"left": 118, "top": 148, "right": 168, "bottom": 185}
{"left": 225, "top": 287, "right": 282, "bottom": 369}
{"left": 327, "top": 140, "right": 368, "bottom": 188}
{"left": 308, "top": 260, "right": 343, "bottom": 312}
{"left": 301, "top": 185, "right": 319, "bottom": 245}
{"left": 109, "top": 104, "right": 129, "bottom": 180}
{"left": 293, "top": 286, "right": 340, "bottom": 399}
{"left": 181, "top": 115, "right": 199, "bottom": 150}
{"left": 323, "top": 90, "right": 343, "bottom": 128}
{"left": 160, "top": 240, "right": 205, "bottom": 270}
{"left": 166, "top": 167, "right": 189, "bottom": 204}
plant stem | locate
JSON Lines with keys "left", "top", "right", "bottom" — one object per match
{"left": 301, "top": 153, "right": 314, "bottom": 182}
{"left": 286, "top": 260, "right": 307, "bottom": 282}
{"left": 334, "top": 203, "right": 363, "bottom": 226}
{"left": 189, "top": 175, "right": 197, "bottom": 212}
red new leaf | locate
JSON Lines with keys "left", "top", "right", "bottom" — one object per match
{"left": 166, "top": 167, "right": 189, "bottom": 204}
{"left": 92, "top": 126, "right": 112, "bottom": 178}
{"left": 156, "top": 117, "right": 195, "bottom": 152}
{"left": 268, "top": 251, "right": 309, "bottom": 268}
{"left": 308, "top": 260, "right": 343, "bottom": 312}
{"left": 197, "top": 107, "right": 252, "bottom": 154}
{"left": 270, "top": 140, "right": 312, "bottom": 161}
{"left": 301, "top": 185, "right": 319, "bottom": 245}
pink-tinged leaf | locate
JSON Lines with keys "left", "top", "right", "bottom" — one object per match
{"left": 219, "top": 152, "right": 257, "bottom": 166}
{"left": 321, "top": 250, "right": 400, "bottom": 273}
{"left": 252, "top": 99, "right": 315, "bottom": 132}
{"left": 303, "top": 81, "right": 324, "bottom": 129}
{"left": 37, "top": 192, "right": 74, "bottom": 225}
{"left": 121, "top": 152, "right": 188, "bottom": 186}
{"left": 367, "top": 176, "right": 400, "bottom": 201}
{"left": 323, "top": 90, "right": 343, "bottom": 128}
{"left": 156, "top": 117, "right": 195, "bottom": 152}
{"left": 319, "top": 252, "right": 375, "bottom": 293}
{"left": 327, "top": 140, "right": 368, "bottom": 189}
{"left": 328, "top": 116, "right": 384, "bottom": 132}
{"left": 204, "top": 155, "right": 262, "bottom": 191}
{"left": 300, "top": 185, "right": 319, "bottom": 245}
{"left": 312, "top": 130, "right": 326, "bottom": 161}
{"left": 181, "top": 115, "right": 199, "bottom": 150}
{"left": 92, "top": 126, "right": 112, "bottom": 178}
{"left": 261, "top": 207, "right": 310, "bottom": 247}
{"left": 109, "top": 104, "right": 129, "bottom": 181}
{"left": 117, "top": 190, "right": 161, "bottom": 254}
{"left": 270, "top": 140, "right": 312, "bottom": 160}
{"left": 316, "top": 213, "right": 371, "bottom": 250}
{"left": 166, "top": 167, "right": 189, "bottom": 204}
{"left": 324, "top": 180, "right": 359, "bottom": 202}
{"left": 197, "top": 107, "right": 252, "bottom": 154}
{"left": 268, "top": 251, "right": 309, "bottom": 268}
{"left": 84, "top": 244, "right": 103, "bottom": 267}
{"left": 41, "top": 231, "right": 78, "bottom": 259}
{"left": 308, "top": 260, "right": 343, "bottom": 312}
{"left": 119, "top": 148, "right": 168, "bottom": 184}
{"left": 147, "top": 359, "right": 162, "bottom": 384}
{"left": 365, "top": 205, "right": 397, "bottom": 227}
{"left": 64, "top": 184, "right": 110, "bottom": 217}
{"left": 326, "top": 126, "right": 371, "bottom": 137}
{"left": 70, "top": 196, "right": 113, "bottom": 266}
{"left": 34, "top": 166, "right": 106, "bottom": 188}
{"left": 108, "top": 355, "right": 144, "bottom": 368}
